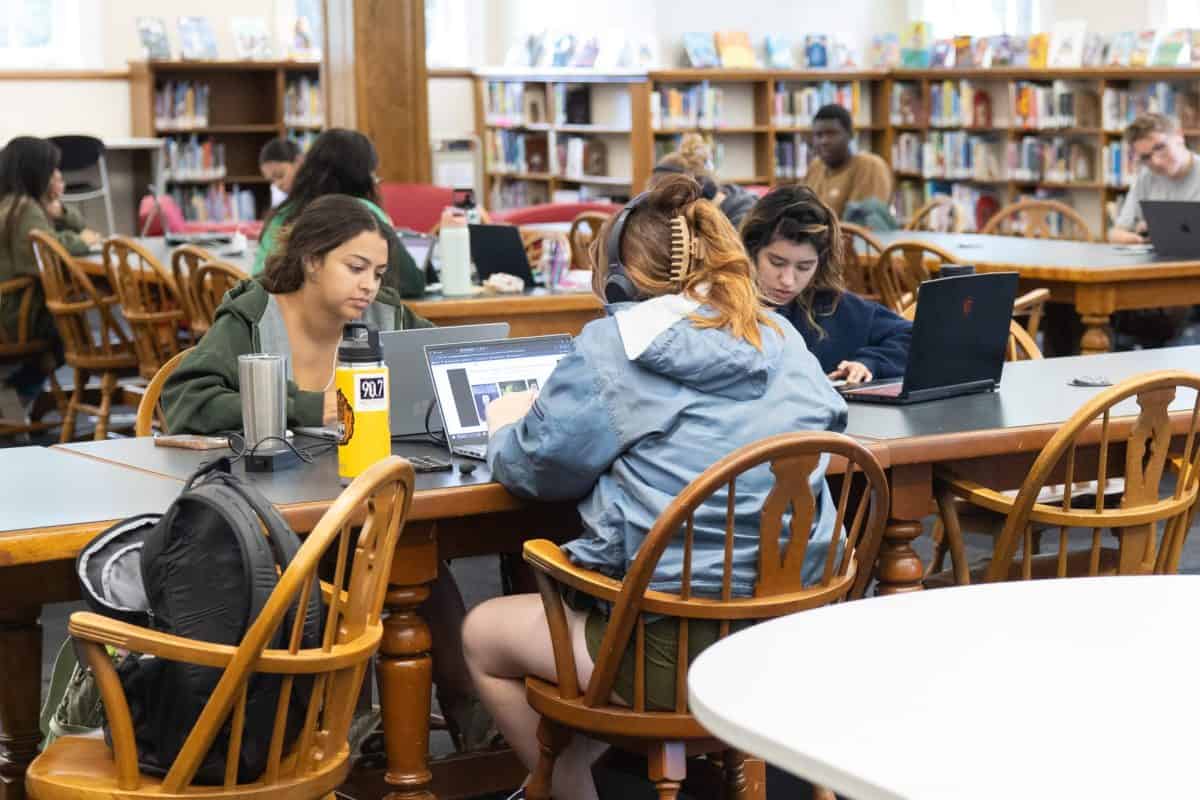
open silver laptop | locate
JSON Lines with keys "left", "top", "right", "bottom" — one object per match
{"left": 424, "top": 335, "right": 572, "bottom": 460}
{"left": 380, "top": 324, "right": 509, "bottom": 437}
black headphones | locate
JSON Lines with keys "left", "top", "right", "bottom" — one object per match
{"left": 604, "top": 192, "right": 649, "bottom": 305}
{"left": 651, "top": 163, "right": 718, "bottom": 201}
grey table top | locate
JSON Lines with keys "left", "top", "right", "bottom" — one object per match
{"left": 845, "top": 346, "right": 1200, "bottom": 444}
{"left": 0, "top": 446, "right": 185, "bottom": 534}
{"left": 57, "top": 438, "right": 494, "bottom": 509}
{"left": 870, "top": 231, "right": 1198, "bottom": 272}
{"left": 85, "top": 236, "right": 257, "bottom": 275}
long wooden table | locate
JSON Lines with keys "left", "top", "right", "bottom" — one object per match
{"left": 871, "top": 231, "right": 1200, "bottom": 354}
{"left": 2, "top": 348, "right": 1199, "bottom": 799}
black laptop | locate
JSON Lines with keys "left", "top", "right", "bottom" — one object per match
{"left": 841, "top": 272, "right": 1018, "bottom": 405}
{"left": 1141, "top": 201, "right": 1200, "bottom": 257}
{"left": 468, "top": 224, "right": 536, "bottom": 285}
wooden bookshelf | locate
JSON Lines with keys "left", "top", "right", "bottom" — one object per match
{"left": 130, "top": 60, "right": 323, "bottom": 222}
{"left": 473, "top": 66, "right": 1200, "bottom": 234}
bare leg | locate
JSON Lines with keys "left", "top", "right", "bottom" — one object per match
{"left": 462, "top": 593, "right": 608, "bottom": 800}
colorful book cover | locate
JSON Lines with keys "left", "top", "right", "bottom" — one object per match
{"left": 683, "top": 32, "right": 719, "bottom": 68}
{"left": 1152, "top": 29, "right": 1190, "bottom": 66}
{"left": 1081, "top": 33, "right": 1107, "bottom": 66}
{"left": 572, "top": 36, "right": 599, "bottom": 67}
{"left": 1108, "top": 31, "right": 1135, "bottom": 65}
{"left": 764, "top": 35, "right": 794, "bottom": 69}
{"left": 900, "top": 21, "right": 932, "bottom": 68}
{"left": 804, "top": 34, "right": 829, "bottom": 68}
{"left": 137, "top": 17, "right": 170, "bottom": 60}
{"left": 715, "top": 31, "right": 756, "bottom": 68}
{"left": 930, "top": 38, "right": 955, "bottom": 68}
{"left": 873, "top": 33, "right": 901, "bottom": 67}
{"left": 972, "top": 36, "right": 993, "bottom": 68}
{"left": 1009, "top": 36, "right": 1030, "bottom": 67}
{"left": 990, "top": 35, "right": 1013, "bottom": 66}
{"left": 177, "top": 16, "right": 218, "bottom": 60}
{"left": 1048, "top": 20, "right": 1086, "bottom": 68}
{"left": 832, "top": 34, "right": 857, "bottom": 68}
{"left": 954, "top": 36, "right": 974, "bottom": 68}
{"left": 551, "top": 33, "right": 577, "bottom": 67}
{"left": 231, "top": 17, "right": 272, "bottom": 60}
{"left": 1028, "top": 33, "right": 1050, "bottom": 68}
{"left": 1130, "top": 29, "right": 1159, "bottom": 66}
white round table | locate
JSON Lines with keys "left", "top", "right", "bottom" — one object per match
{"left": 688, "top": 576, "right": 1200, "bottom": 800}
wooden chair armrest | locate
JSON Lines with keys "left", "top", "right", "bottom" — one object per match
{"left": 69, "top": 612, "right": 378, "bottom": 673}
{"left": 1013, "top": 287, "right": 1050, "bottom": 313}
{"left": 0, "top": 276, "right": 36, "bottom": 343}
{"left": 523, "top": 539, "right": 624, "bottom": 604}
{"left": 76, "top": 639, "right": 141, "bottom": 789}
{"left": 0, "top": 275, "right": 34, "bottom": 294}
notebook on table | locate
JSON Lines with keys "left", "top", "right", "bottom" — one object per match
{"left": 840, "top": 272, "right": 1018, "bottom": 405}
{"left": 424, "top": 335, "right": 572, "bottom": 460}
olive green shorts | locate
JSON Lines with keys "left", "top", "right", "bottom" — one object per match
{"left": 583, "top": 609, "right": 751, "bottom": 711}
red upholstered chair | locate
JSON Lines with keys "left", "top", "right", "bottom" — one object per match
{"left": 378, "top": 183, "right": 456, "bottom": 233}
{"left": 490, "top": 201, "right": 623, "bottom": 225}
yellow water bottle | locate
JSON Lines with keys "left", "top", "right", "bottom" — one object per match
{"left": 334, "top": 322, "right": 390, "bottom": 483}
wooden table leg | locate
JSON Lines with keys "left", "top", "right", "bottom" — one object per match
{"left": 379, "top": 521, "right": 438, "bottom": 800}
{"left": 1079, "top": 314, "right": 1113, "bottom": 355}
{"left": 0, "top": 606, "right": 42, "bottom": 800}
{"left": 875, "top": 464, "right": 932, "bottom": 596}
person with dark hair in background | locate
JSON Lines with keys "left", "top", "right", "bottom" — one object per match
{"left": 803, "top": 104, "right": 892, "bottom": 218}
{"left": 741, "top": 183, "right": 911, "bottom": 385}
{"left": 0, "top": 136, "right": 103, "bottom": 420}
{"left": 258, "top": 137, "right": 303, "bottom": 208}
{"left": 649, "top": 132, "right": 759, "bottom": 227}
{"left": 254, "top": 128, "right": 425, "bottom": 297}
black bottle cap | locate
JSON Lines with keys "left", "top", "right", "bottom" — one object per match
{"left": 338, "top": 322, "right": 382, "bottom": 363}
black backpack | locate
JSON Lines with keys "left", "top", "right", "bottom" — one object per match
{"left": 76, "top": 458, "right": 323, "bottom": 784}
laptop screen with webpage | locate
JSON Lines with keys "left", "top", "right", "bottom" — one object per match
{"left": 425, "top": 335, "right": 572, "bottom": 449}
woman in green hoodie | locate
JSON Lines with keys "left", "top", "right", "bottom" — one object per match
{"left": 253, "top": 129, "right": 425, "bottom": 298}
{"left": 163, "top": 195, "right": 497, "bottom": 746}
{"left": 164, "top": 193, "right": 431, "bottom": 435}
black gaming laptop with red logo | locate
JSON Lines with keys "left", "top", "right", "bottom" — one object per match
{"left": 841, "top": 271, "right": 1018, "bottom": 405}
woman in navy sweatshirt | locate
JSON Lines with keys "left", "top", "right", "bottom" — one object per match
{"left": 741, "top": 184, "right": 911, "bottom": 385}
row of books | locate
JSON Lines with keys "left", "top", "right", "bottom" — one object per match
{"left": 488, "top": 177, "right": 550, "bottom": 211}
{"left": 1012, "top": 82, "right": 1099, "bottom": 131}
{"left": 170, "top": 185, "right": 257, "bottom": 224}
{"left": 684, "top": 32, "right": 858, "bottom": 70}
{"left": 927, "top": 82, "right": 994, "bottom": 128}
{"left": 1009, "top": 137, "right": 1095, "bottom": 183}
{"left": 1101, "top": 85, "right": 1200, "bottom": 132}
{"left": 651, "top": 84, "right": 723, "bottom": 130}
{"left": 1102, "top": 142, "right": 1136, "bottom": 188}
{"left": 893, "top": 132, "right": 1095, "bottom": 183}
{"left": 154, "top": 81, "right": 210, "bottom": 130}
{"left": 163, "top": 136, "right": 226, "bottom": 181}
{"left": 774, "top": 137, "right": 811, "bottom": 181}
{"left": 886, "top": 22, "right": 1200, "bottom": 70}
{"left": 283, "top": 77, "right": 323, "bottom": 127}
{"left": 485, "top": 82, "right": 534, "bottom": 126}
{"left": 771, "top": 82, "right": 864, "bottom": 127}
{"left": 485, "top": 130, "right": 551, "bottom": 174}
{"left": 558, "top": 137, "right": 609, "bottom": 178}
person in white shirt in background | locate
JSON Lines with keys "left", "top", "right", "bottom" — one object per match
{"left": 258, "top": 137, "right": 303, "bottom": 209}
{"left": 1109, "top": 113, "right": 1200, "bottom": 243}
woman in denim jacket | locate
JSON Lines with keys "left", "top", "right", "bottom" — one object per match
{"left": 462, "top": 175, "right": 846, "bottom": 800}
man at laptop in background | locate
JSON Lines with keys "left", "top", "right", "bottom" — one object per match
{"left": 802, "top": 104, "right": 892, "bottom": 218}
{"left": 1109, "top": 113, "right": 1200, "bottom": 244}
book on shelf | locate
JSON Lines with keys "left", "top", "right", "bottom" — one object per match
{"left": 831, "top": 35, "right": 857, "bottom": 68}
{"left": 764, "top": 35, "right": 795, "bottom": 69}
{"left": 177, "top": 16, "right": 218, "bottom": 60}
{"left": 286, "top": 14, "right": 322, "bottom": 61}
{"left": 774, "top": 135, "right": 811, "bottom": 180}
{"left": 683, "top": 33, "right": 719, "bottom": 67}
{"left": 1152, "top": 29, "right": 1190, "bottom": 66}
{"left": 1102, "top": 141, "right": 1135, "bottom": 187}
{"left": 773, "top": 81, "right": 863, "bottom": 127}
{"left": 137, "top": 17, "right": 171, "bottom": 60}
{"left": 971, "top": 37, "right": 993, "bottom": 68}
{"left": 491, "top": 178, "right": 550, "bottom": 211}
{"left": 869, "top": 33, "right": 901, "bottom": 68}
{"left": 953, "top": 36, "right": 974, "bottom": 68}
{"left": 1028, "top": 33, "right": 1050, "bottom": 69}
{"left": 804, "top": 35, "right": 829, "bottom": 68}
{"left": 486, "top": 82, "right": 526, "bottom": 126}
{"left": 1013, "top": 81, "right": 1099, "bottom": 130}
{"left": 1102, "top": 83, "right": 1200, "bottom": 132}
{"left": 715, "top": 31, "right": 757, "bottom": 68}
{"left": 231, "top": 17, "right": 273, "bottom": 60}
{"left": 171, "top": 184, "right": 256, "bottom": 224}
{"left": 652, "top": 82, "right": 724, "bottom": 129}
{"left": 551, "top": 33, "right": 577, "bottom": 67}
{"left": 154, "top": 81, "right": 210, "bottom": 129}
{"left": 557, "top": 136, "right": 608, "bottom": 178}
{"left": 1130, "top": 29, "right": 1159, "bottom": 67}
{"left": 523, "top": 85, "right": 548, "bottom": 124}
{"left": 1048, "top": 20, "right": 1086, "bottom": 68}
{"left": 1010, "top": 36, "right": 1031, "bottom": 67}
{"left": 573, "top": 35, "right": 600, "bottom": 67}
{"left": 163, "top": 135, "right": 226, "bottom": 181}
{"left": 930, "top": 39, "right": 954, "bottom": 68}
{"left": 990, "top": 35, "right": 1013, "bottom": 67}
{"left": 889, "top": 82, "right": 922, "bottom": 126}
{"left": 486, "top": 129, "right": 550, "bottom": 174}
{"left": 900, "top": 21, "right": 932, "bottom": 68}
{"left": 1081, "top": 33, "right": 1108, "bottom": 66}
{"left": 1108, "top": 31, "right": 1135, "bottom": 66}
{"left": 283, "top": 76, "right": 323, "bottom": 127}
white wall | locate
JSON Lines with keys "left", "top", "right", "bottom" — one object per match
{"left": 1039, "top": 0, "right": 1169, "bottom": 32}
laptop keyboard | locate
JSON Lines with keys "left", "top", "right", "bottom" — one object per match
{"left": 845, "top": 382, "right": 904, "bottom": 398}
